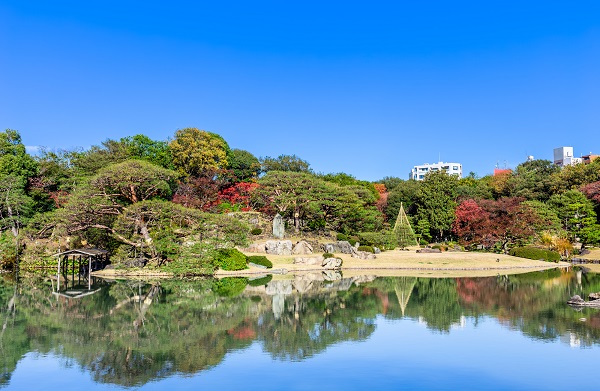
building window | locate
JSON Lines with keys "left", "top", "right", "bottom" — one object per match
{"left": 453, "top": 166, "right": 459, "bottom": 170}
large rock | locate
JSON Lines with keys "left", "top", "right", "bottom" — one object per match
{"left": 373, "top": 247, "right": 381, "bottom": 254}
{"left": 245, "top": 243, "right": 266, "bottom": 253}
{"left": 293, "top": 256, "right": 324, "bottom": 265}
{"left": 265, "top": 240, "right": 293, "bottom": 255}
{"left": 324, "top": 241, "right": 354, "bottom": 254}
{"left": 322, "top": 270, "right": 343, "bottom": 281}
{"left": 292, "top": 240, "right": 313, "bottom": 255}
{"left": 416, "top": 248, "right": 442, "bottom": 253}
{"left": 351, "top": 251, "right": 376, "bottom": 260}
{"left": 322, "top": 257, "right": 343, "bottom": 269}
{"left": 589, "top": 292, "right": 600, "bottom": 301}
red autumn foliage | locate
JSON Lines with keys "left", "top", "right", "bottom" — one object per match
{"left": 216, "top": 182, "right": 259, "bottom": 212}
{"left": 581, "top": 181, "right": 600, "bottom": 204}
{"left": 452, "top": 197, "right": 541, "bottom": 251}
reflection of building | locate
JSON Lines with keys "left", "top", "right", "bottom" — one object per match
{"left": 410, "top": 162, "right": 462, "bottom": 181}
{"left": 554, "top": 146, "right": 582, "bottom": 167}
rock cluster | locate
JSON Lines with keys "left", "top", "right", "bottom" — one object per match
{"left": 416, "top": 248, "right": 442, "bottom": 253}
{"left": 292, "top": 240, "right": 313, "bottom": 255}
{"left": 265, "top": 240, "right": 293, "bottom": 255}
{"left": 323, "top": 241, "right": 354, "bottom": 254}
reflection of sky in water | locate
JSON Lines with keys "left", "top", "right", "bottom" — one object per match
{"left": 7, "top": 315, "right": 599, "bottom": 391}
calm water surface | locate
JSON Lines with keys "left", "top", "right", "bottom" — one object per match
{"left": 1, "top": 268, "right": 600, "bottom": 390}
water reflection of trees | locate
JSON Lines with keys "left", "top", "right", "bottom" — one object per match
{"left": 1, "top": 269, "right": 600, "bottom": 387}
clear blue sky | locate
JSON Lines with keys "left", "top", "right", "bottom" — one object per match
{"left": 1, "top": 1, "right": 599, "bottom": 180}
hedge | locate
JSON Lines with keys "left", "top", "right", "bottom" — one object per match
{"left": 248, "top": 275, "right": 273, "bottom": 287}
{"left": 509, "top": 246, "right": 561, "bottom": 262}
{"left": 247, "top": 255, "right": 273, "bottom": 269}
{"left": 214, "top": 248, "right": 248, "bottom": 271}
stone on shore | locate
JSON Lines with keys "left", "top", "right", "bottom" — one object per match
{"left": 351, "top": 251, "right": 376, "bottom": 260}
{"left": 293, "top": 256, "right": 324, "bottom": 265}
{"left": 322, "top": 257, "right": 343, "bottom": 269}
{"left": 265, "top": 240, "right": 293, "bottom": 255}
{"left": 292, "top": 240, "right": 313, "bottom": 255}
{"left": 323, "top": 241, "right": 354, "bottom": 254}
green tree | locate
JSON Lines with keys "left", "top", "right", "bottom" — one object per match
{"left": 416, "top": 171, "right": 459, "bottom": 241}
{"left": 120, "top": 134, "right": 173, "bottom": 169}
{"left": 507, "top": 159, "right": 559, "bottom": 201}
{"left": 385, "top": 180, "right": 421, "bottom": 222}
{"left": 0, "top": 129, "right": 37, "bottom": 178}
{"left": 549, "top": 190, "right": 600, "bottom": 248}
{"left": 170, "top": 128, "right": 231, "bottom": 177}
{"left": 229, "top": 149, "right": 261, "bottom": 181}
{"left": 260, "top": 154, "right": 311, "bottom": 173}
{"left": 57, "top": 160, "right": 178, "bottom": 248}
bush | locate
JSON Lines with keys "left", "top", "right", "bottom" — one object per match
{"left": 336, "top": 233, "right": 348, "bottom": 241}
{"left": 323, "top": 253, "right": 335, "bottom": 259}
{"left": 348, "top": 236, "right": 359, "bottom": 246}
{"left": 431, "top": 244, "right": 447, "bottom": 251}
{"left": 250, "top": 227, "right": 263, "bottom": 235}
{"left": 509, "top": 246, "right": 561, "bottom": 262}
{"left": 247, "top": 255, "right": 273, "bottom": 268}
{"left": 358, "top": 231, "right": 396, "bottom": 251}
{"left": 248, "top": 275, "right": 273, "bottom": 287}
{"left": 357, "top": 245, "right": 374, "bottom": 253}
{"left": 214, "top": 248, "right": 248, "bottom": 271}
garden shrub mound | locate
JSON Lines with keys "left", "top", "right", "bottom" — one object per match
{"left": 509, "top": 246, "right": 561, "bottom": 262}
{"left": 357, "top": 231, "right": 396, "bottom": 251}
{"left": 336, "top": 233, "right": 348, "bottom": 241}
{"left": 247, "top": 255, "right": 273, "bottom": 269}
{"left": 323, "top": 253, "right": 335, "bottom": 259}
{"left": 357, "top": 245, "right": 375, "bottom": 253}
{"left": 250, "top": 228, "right": 263, "bottom": 235}
{"left": 214, "top": 248, "right": 248, "bottom": 271}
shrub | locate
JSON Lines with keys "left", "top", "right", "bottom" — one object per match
{"left": 250, "top": 227, "right": 263, "bottom": 235}
{"left": 357, "top": 245, "right": 375, "bottom": 253}
{"left": 509, "top": 246, "right": 561, "bottom": 262}
{"left": 248, "top": 275, "right": 273, "bottom": 287}
{"left": 348, "top": 236, "right": 359, "bottom": 246}
{"left": 323, "top": 253, "right": 335, "bottom": 259}
{"left": 431, "top": 244, "right": 447, "bottom": 251}
{"left": 336, "top": 233, "right": 348, "bottom": 241}
{"left": 213, "top": 277, "right": 249, "bottom": 297}
{"left": 358, "top": 231, "right": 396, "bottom": 250}
{"left": 247, "top": 255, "right": 273, "bottom": 268}
{"left": 214, "top": 248, "right": 248, "bottom": 271}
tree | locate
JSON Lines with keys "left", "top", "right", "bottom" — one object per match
{"left": 0, "top": 129, "right": 37, "bottom": 178}
{"left": 507, "top": 159, "right": 559, "bottom": 201}
{"left": 416, "top": 171, "right": 458, "bottom": 241}
{"left": 170, "top": 128, "right": 231, "bottom": 177}
{"left": 385, "top": 180, "right": 421, "bottom": 222}
{"left": 549, "top": 190, "right": 600, "bottom": 248}
{"left": 57, "top": 160, "right": 178, "bottom": 247}
{"left": 453, "top": 197, "right": 542, "bottom": 252}
{"left": 120, "top": 134, "right": 173, "bottom": 169}
{"left": 228, "top": 149, "right": 261, "bottom": 181}
{"left": 550, "top": 159, "right": 600, "bottom": 194}
{"left": 260, "top": 154, "right": 311, "bottom": 173}
{"left": 253, "top": 171, "right": 381, "bottom": 233}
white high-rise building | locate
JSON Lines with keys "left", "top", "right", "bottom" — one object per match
{"left": 410, "top": 162, "right": 462, "bottom": 181}
{"left": 553, "top": 146, "right": 582, "bottom": 167}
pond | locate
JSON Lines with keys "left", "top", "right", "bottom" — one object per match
{"left": 1, "top": 268, "right": 599, "bottom": 390}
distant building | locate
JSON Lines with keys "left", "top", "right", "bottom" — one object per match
{"left": 493, "top": 168, "right": 511, "bottom": 176}
{"left": 553, "top": 146, "right": 582, "bottom": 167}
{"left": 582, "top": 154, "right": 600, "bottom": 165}
{"left": 410, "top": 162, "right": 462, "bottom": 181}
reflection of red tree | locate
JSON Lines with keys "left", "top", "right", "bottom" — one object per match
{"left": 227, "top": 320, "right": 256, "bottom": 340}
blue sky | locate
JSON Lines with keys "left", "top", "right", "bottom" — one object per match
{"left": 1, "top": 1, "right": 599, "bottom": 180}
